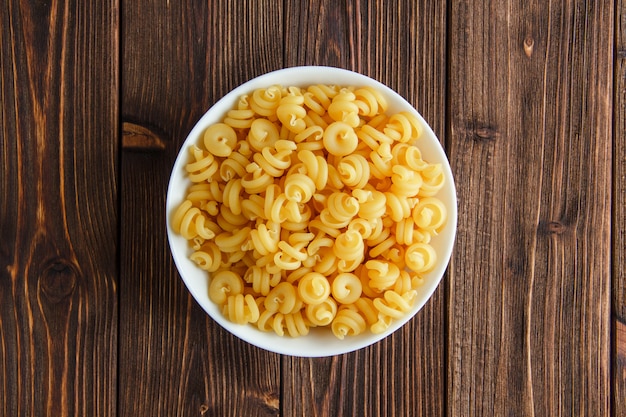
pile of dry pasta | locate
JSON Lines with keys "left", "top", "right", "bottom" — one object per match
{"left": 171, "top": 84, "right": 447, "bottom": 339}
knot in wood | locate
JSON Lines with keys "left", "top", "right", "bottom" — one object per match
{"left": 523, "top": 36, "right": 534, "bottom": 57}
{"left": 546, "top": 221, "right": 566, "bottom": 234}
{"left": 40, "top": 258, "right": 78, "bottom": 303}
{"left": 122, "top": 121, "right": 167, "bottom": 152}
{"left": 538, "top": 220, "right": 567, "bottom": 236}
{"left": 473, "top": 125, "right": 499, "bottom": 142}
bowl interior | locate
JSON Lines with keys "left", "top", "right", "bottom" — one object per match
{"left": 166, "top": 66, "right": 457, "bottom": 357}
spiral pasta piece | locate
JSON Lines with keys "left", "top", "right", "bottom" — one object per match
{"left": 390, "top": 165, "right": 423, "bottom": 197}
{"left": 333, "top": 230, "right": 365, "bottom": 262}
{"left": 277, "top": 93, "right": 307, "bottom": 134}
{"left": 328, "top": 89, "right": 360, "bottom": 127}
{"left": 284, "top": 173, "right": 316, "bottom": 203}
{"left": 368, "top": 144, "right": 393, "bottom": 179}
{"left": 244, "top": 265, "right": 281, "bottom": 296}
{"left": 249, "top": 221, "right": 280, "bottom": 255}
{"left": 354, "top": 86, "right": 387, "bottom": 117}
{"left": 312, "top": 247, "right": 339, "bottom": 276}
{"left": 223, "top": 294, "right": 260, "bottom": 325}
{"left": 248, "top": 118, "right": 280, "bottom": 152}
{"left": 171, "top": 200, "right": 216, "bottom": 240}
{"left": 323, "top": 122, "right": 358, "bottom": 157}
{"left": 326, "top": 192, "right": 359, "bottom": 223}
{"left": 214, "top": 227, "right": 251, "bottom": 253}
{"left": 375, "top": 290, "right": 416, "bottom": 318}
{"left": 190, "top": 241, "right": 222, "bottom": 272}
{"left": 203, "top": 123, "right": 237, "bottom": 158}
{"left": 365, "top": 259, "right": 400, "bottom": 291}
{"left": 395, "top": 218, "right": 418, "bottom": 246}
{"left": 222, "top": 179, "right": 243, "bottom": 215}
{"left": 209, "top": 271, "right": 244, "bottom": 305}
{"left": 351, "top": 297, "right": 377, "bottom": 327}
{"left": 382, "top": 193, "right": 409, "bottom": 224}
{"left": 186, "top": 145, "right": 219, "bottom": 183}
{"left": 331, "top": 272, "right": 362, "bottom": 304}
{"left": 241, "top": 162, "right": 274, "bottom": 194}
{"left": 305, "top": 297, "right": 337, "bottom": 326}
{"left": 186, "top": 182, "right": 221, "bottom": 205}
{"left": 250, "top": 86, "right": 282, "bottom": 117}
{"left": 392, "top": 269, "right": 413, "bottom": 294}
{"left": 331, "top": 306, "right": 367, "bottom": 339}
{"left": 405, "top": 242, "right": 437, "bottom": 273}
{"left": 220, "top": 151, "right": 250, "bottom": 182}
{"left": 224, "top": 108, "right": 256, "bottom": 130}
{"left": 264, "top": 282, "right": 298, "bottom": 314}
{"left": 252, "top": 140, "right": 295, "bottom": 177}
{"left": 336, "top": 154, "right": 370, "bottom": 189}
{"left": 412, "top": 197, "right": 447, "bottom": 232}
{"left": 353, "top": 189, "right": 386, "bottom": 220}
{"left": 306, "top": 84, "right": 339, "bottom": 110}
{"left": 283, "top": 310, "right": 310, "bottom": 337}
{"left": 297, "top": 150, "right": 328, "bottom": 190}
{"left": 297, "top": 272, "right": 331, "bottom": 305}
{"left": 383, "top": 111, "right": 421, "bottom": 143}
{"left": 417, "top": 163, "right": 446, "bottom": 197}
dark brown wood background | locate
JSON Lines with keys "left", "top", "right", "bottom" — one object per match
{"left": 1, "top": 0, "right": 622, "bottom": 416}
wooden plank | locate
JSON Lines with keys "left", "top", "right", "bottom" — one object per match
{"left": 0, "top": 1, "right": 118, "bottom": 416}
{"left": 118, "top": 1, "right": 283, "bottom": 415}
{"left": 614, "top": 2, "right": 626, "bottom": 416}
{"left": 448, "top": 1, "right": 612, "bottom": 416}
{"left": 282, "top": 1, "right": 448, "bottom": 416}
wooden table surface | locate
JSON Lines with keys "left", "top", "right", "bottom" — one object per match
{"left": 1, "top": 1, "right": 624, "bottom": 416}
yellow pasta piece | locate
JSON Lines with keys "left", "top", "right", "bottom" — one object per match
{"left": 412, "top": 197, "right": 447, "bottom": 232}
{"left": 331, "top": 306, "right": 367, "bottom": 339}
{"left": 203, "top": 123, "right": 237, "bottom": 157}
{"left": 405, "top": 242, "right": 437, "bottom": 273}
{"left": 323, "top": 122, "right": 358, "bottom": 156}
{"left": 283, "top": 310, "right": 310, "bottom": 337}
{"left": 248, "top": 119, "right": 280, "bottom": 151}
{"left": 223, "top": 294, "right": 260, "bottom": 325}
{"left": 336, "top": 154, "right": 370, "bottom": 189}
{"left": 326, "top": 192, "right": 359, "bottom": 223}
{"left": 186, "top": 145, "right": 219, "bottom": 183}
{"left": 209, "top": 271, "right": 244, "bottom": 306}
{"left": 297, "top": 272, "right": 331, "bottom": 305}
{"left": 305, "top": 297, "right": 337, "bottom": 326}
{"left": 284, "top": 173, "right": 316, "bottom": 203}
{"left": 223, "top": 108, "right": 256, "bottom": 130}
{"left": 250, "top": 86, "right": 282, "bottom": 117}
{"left": 264, "top": 282, "right": 298, "bottom": 314}
{"left": 331, "top": 272, "right": 362, "bottom": 304}
{"left": 418, "top": 163, "right": 446, "bottom": 196}
{"left": 277, "top": 94, "right": 307, "bottom": 134}
{"left": 333, "top": 230, "right": 365, "bottom": 261}
{"left": 190, "top": 241, "right": 222, "bottom": 272}
{"left": 365, "top": 259, "right": 400, "bottom": 291}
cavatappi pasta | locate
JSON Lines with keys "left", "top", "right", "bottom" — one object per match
{"left": 172, "top": 84, "right": 448, "bottom": 339}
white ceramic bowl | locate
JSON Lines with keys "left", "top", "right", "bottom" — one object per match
{"left": 166, "top": 66, "right": 457, "bottom": 357}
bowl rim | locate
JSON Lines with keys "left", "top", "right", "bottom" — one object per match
{"left": 166, "top": 65, "right": 457, "bottom": 357}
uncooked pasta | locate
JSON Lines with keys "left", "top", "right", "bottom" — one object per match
{"left": 171, "top": 83, "right": 448, "bottom": 339}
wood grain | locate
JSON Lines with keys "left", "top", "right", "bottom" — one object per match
{"left": 614, "top": 1, "right": 626, "bottom": 416}
{"left": 448, "top": 1, "right": 612, "bottom": 416}
{"left": 282, "top": 1, "right": 448, "bottom": 416}
{"left": 0, "top": 1, "right": 119, "bottom": 416}
{"left": 2, "top": 0, "right": 619, "bottom": 415}
{"left": 119, "top": 1, "right": 283, "bottom": 415}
